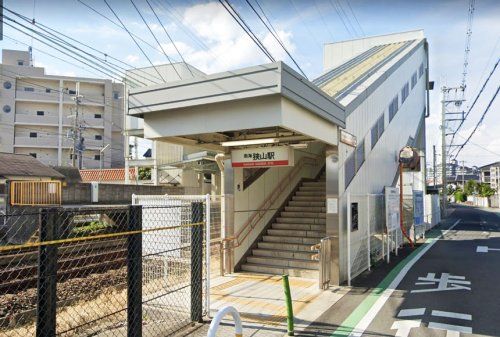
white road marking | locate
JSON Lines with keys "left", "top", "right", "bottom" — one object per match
{"left": 476, "top": 245, "right": 500, "bottom": 253}
{"left": 428, "top": 322, "right": 472, "bottom": 334}
{"left": 446, "top": 330, "right": 460, "bottom": 337}
{"left": 411, "top": 273, "right": 471, "bottom": 293}
{"left": 431, "top": 310, "right": 472, "bottom": 321}
{"left": 397, "top": 308, "right": 426, "bottom": 317}
{"left": 348, "top": 219, "right": 462, "bottom": 337}
{"left": 391, "top": 319, "right": 421, "bottom": 337}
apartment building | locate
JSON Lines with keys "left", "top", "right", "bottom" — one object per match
{"left": 480, "top": 161, "right": 500, "bottom": 192}
{"left": 0, "top": 49, "right": 124, "bottom": 169}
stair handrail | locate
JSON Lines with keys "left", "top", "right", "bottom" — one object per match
{"left": 225, "top": 156, "right": 319, "bottom": 248}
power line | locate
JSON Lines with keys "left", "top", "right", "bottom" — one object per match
{"left": 217, "top": 0, "right": 275, "bottom": 62}
{"left": 449, "top": 58, "right": 499, "bottom": 147}
{"left": 327, "top": 0, "right": 354, "bottom": 38}
{"left": 244, "top": 0, "right": 308, "bottom": 79}
{"left": 3, "top": 18, "right": 139, "bottom": 86}
{"left": 313, "top": 0, "right": 337, "bottom": 40}
{"left": 454, "top": 133, "right": 500, "bottom": 157}
{"left": 453, "top": 85, "right": 499, "bottom": 160}
{"left": 333, "top": 0, "right": 359, "bottom": 38}
{"left": 129, "top": 0, "right": 181, "bottom": 80}
{"left": 103, "top": 0, "right": 166, "bottom": 83}
{"left": 342, "top": 0, "right": 365, "bottom": 36}
{"left": 2, "top": 5, "right": 163, "bottom": 86}
{"left": 144, "top": 0, "right": 194, "bottom": 78}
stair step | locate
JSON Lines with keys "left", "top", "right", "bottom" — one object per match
{"left": 277, "top": 217, "right": 326, "bottom": 224}
{"left": 299, "top": 186, "right": 326, "bottom": 192}
{"left": 288, "top": 201, "right": 325, "bottom": 207}
{"left": 272, "top": 223, "right": 325, "bottom": 231}
{"left": 267, "top": 229, "right": 325, "bottom": 238}
{"left": 246, "top": 256, "right": 318, "bottom": 269}
{"left": 241, "top": 264, "right": 319, "bottom": 279}
{"left": 296, "top": 191, "right": 326, "bottom": 196}
{"left": 285, "top": 206, "right": 326, "bottom": 212}
{"left": 280, "top": 211, "right": 325, "bottom": 218}
{"left": 257, "top": 241, "right": 316, "bottom": 252}
{"left": 302, "top": 181, "right": 326, "bottom": 187}
{"left": 252, "top": 248, "right": 316, "bottom": 260}
{"left": 292, "top": 196, "right": 325, "bottom": 202}
{"left": 262, "top": 235, "right": 318, "bottom": 245}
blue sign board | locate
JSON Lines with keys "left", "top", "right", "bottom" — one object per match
{"left": 413, "top": 190, "right": 424, "bottom": 226}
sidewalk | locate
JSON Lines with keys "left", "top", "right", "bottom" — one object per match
{"left": 180, "top": 272, "right": 346, "bottom": 337}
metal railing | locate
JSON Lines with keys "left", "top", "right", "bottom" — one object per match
{"left": 224, "top": 156, "right": 319, "bottom": 249}
{"left": 10, "top": 180, "right": 61, "bottom": 206}
{"left": 313, "top": 236, "right": 333, "bottom": 290}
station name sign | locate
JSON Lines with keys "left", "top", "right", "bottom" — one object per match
{"left": 340, "top": 129, "right": 357, "bottom": 147}
{"left": 231, "top": 146, "right": 294, "bottom": 168}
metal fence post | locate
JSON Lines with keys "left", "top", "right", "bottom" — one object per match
{"left": 37, "top": 208, "right": 58, "bottom": 337}
{"left": 205, "top": 195, "right": 211, "bottom": 318}
{"left": 128, "top": 205, "right": 142, "bottom": 337}
{"left": 191, "top": 201, "right": 203, "bottom": 323}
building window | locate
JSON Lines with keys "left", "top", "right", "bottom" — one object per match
{"left": 29, "top": 153, "right": 37, "bottom": 158}
{"left": 95, "top": 135, "right": 102, "bottom": 140}
{"left": 377, "top": 114, "right": 385, "bottom": 136}
{"left": 411, "top": 72, "right": 418, "bottom": 89}
{"left": 94, "top": 154, "right": 101, "bottom": 161}
{"left": 3, "top": 105, "right": 11, "bottom": 113}
{"left": 94, "top": 114, "right": 102, "bottom": 119}
{"left": 68, "top": 89, "right": 76, "bottom": 95}
{"left": 45, "top": 88, "right": 52, "bottom": 93}
{"left": 113, "top": 91, "right": 120, "bottom": 99}
{"left": 3, "top": 81, "right": 12, "bottom": 89}
{"left": 37, "top": 111, "right": 45, "bottom": 116}
{"left": 29, "top": 132, "right": 37, "bottom": 138}
{"left": 345, "top": 151, "right": 356, "bottom": 187}
{"left": 17, "top": 60, "right": 24, "bottom": 66}
{"left": 355, "top": 139, "right": 365, "bottom": 172}
{"left": 389, "top": 95, "right": 399, "bottom": 121}
{"left": 24, "top": 87, "right": 35, "bottom": 92}
{"left": 371, "top": 123, "right": 379, "bottom": 150}
{"left": 401, "top": 82, "right": 410, "bottom": 103}
{"left": 419, "top": 63, "right": 424, "bottom": 78}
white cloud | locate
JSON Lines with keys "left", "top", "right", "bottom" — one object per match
{"left": 172, "top": 1, "right": 297, "bottom": 74}
{"left": 125, "top": 54, "right": 140, "bottom": 64}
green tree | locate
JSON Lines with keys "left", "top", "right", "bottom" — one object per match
{"left": 478, "top": 183, "right": 495, "bottom": 197}
{"left": 464, "top": 180, "right": 478, "bottom": 196}
{"left": 454, "top": 189, "right": 467, "bottom": 202}
{"left": 138, "top": 167, "right": 151, "bottom": 180}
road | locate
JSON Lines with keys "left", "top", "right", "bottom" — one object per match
{"left": 300, "top": 205, "right": 500, "bottom": 337}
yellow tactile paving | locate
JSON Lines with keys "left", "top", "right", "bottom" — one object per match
{"left": 320, "top": 42, "right": 405, "bottom": 98}
{"left": 210, "top": 273, "right": 321, "bottom": 327}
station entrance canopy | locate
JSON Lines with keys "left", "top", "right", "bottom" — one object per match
{"left": 128, "top": 62, "right": 346, "bottom": 151}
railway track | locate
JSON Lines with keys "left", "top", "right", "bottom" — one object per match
{"left": 0, "top": 238, "right": 127, "bottom": 294}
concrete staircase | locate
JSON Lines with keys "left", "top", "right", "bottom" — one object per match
{"left": 241, "top": 174, "right": 326, "bottom": 279}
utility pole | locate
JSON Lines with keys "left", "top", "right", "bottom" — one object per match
{"left": 462, "top": 160, "right": 466, "bottom": 189}
{"left": 70, "top": 82, "right": 84, "bottom": 168}
{"left": 440, "top": 86, "right": 466, "bottom": 216}
{"left": 433, "top": 145, "right": 437, "bottom": 187}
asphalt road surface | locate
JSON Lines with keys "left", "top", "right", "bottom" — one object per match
{"left": 300, "top": 205, "right": 500, "bottom": 337}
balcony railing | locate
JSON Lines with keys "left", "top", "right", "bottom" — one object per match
{"left": 15, "top": 115, "right": 59, "bottom": 125}
{"left": 16, "top": 90, "right": 59, "bottom": 102}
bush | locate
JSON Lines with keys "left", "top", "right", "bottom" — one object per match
{"left": 454, "top": 190, "right": 467, "bottom": 202}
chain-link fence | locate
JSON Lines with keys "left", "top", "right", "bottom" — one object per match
{"left": 0, "top": 201, "right": 209, "bottom": 337}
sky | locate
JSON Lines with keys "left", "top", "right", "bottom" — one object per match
{"left": 1, "top": 0, "right": 499, "bottom": 167}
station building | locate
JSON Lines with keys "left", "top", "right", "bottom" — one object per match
{"left": 128, "top": 30, "right": 431, "bottom": 285}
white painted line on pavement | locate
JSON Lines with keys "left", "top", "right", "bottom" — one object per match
{"left": 431, "top": 310, "right": 472, "bottom": 321}
{"left": 476, "top": 245, "right": 500, "bottom": 253}
{"left": 428, "top": 322, "right": 472, "bottom": 334}
{"left": 397, "top": 308, "right": 426, "bottom": 317}
{"left": 348, "top": 219, "right": 462, "bottom": 337}
{"left": 446, "top": 330, "right": 460, "bottom": 337}
{"left": 391, "top": 319, "right": 421, "bottom": 337}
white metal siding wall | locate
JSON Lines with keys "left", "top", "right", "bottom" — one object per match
{"left": 337, "top": 44, "right": 427, "bottom": 281}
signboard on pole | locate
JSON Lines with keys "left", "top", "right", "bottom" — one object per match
{"left": 231, "top": 146, "right": 294, "bottom": 168}
{"left": 385, "top": 187, "right": 400, "bottom": 231}
{"left": 413, "top": 190, "right": 424, "bottom": 226}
